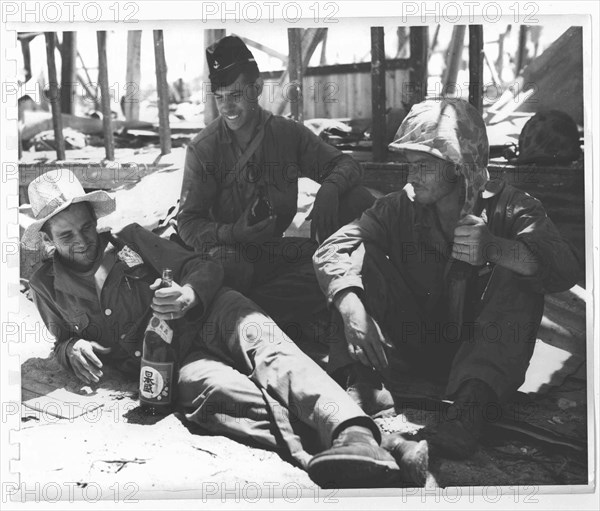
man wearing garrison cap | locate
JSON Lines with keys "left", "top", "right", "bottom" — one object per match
{"left": 178, "top": 35, "right": 375, "bottom": 372}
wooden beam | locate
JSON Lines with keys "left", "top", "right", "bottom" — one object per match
{"left": 96, "top": 31, "right": 115, "bottom": 161}
{"left": 259, "top": 58, "right": 411, "bottom": 80}
{"left": 408, "top": 26, "right": 429, "bottom": 106}
{"left": 60, "top": 32, "right": 77, "bottom": 114}
{"left": 21, "top": 37, "right": 32, "bottom": 82}
{"left": 516, "top": 25, "right": 528, "bottom": 77}
{"left": 274, "top": 28, "right": 327, "bottom": 116}
{"left": 240, "top": 36, "right": 288, "bottom": 63}
{"left": 153, "top": 29, "right": 171, "bottom": 155}
{"left": 44, "top": 32, "right": 65, "bottom": 160}
{"left": 125, "top": 31, "right": 142, "bottom": 121}
{"left": 288, "top": 28, "right": 303, "bottom": 122}
{"left": 443, "top": 25, "right": 465, "bottom": 95}
{"left": 371, "top": 27, "right": 386, "bottom": 162}
{"left": 469, "top": 25, "right": 484, "bottom": 112}
{"left": 203, "top": 29, "right": 226, "bottom": 125}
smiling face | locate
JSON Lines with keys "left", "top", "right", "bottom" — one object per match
{"left": 41, "top": 202, "right": 100, "bottom": 272}
{"left": 213, "top": 74, "right": 263, "bottom": 134}
{"left": 405, "top": 151, "right": 460, "bottom": 205}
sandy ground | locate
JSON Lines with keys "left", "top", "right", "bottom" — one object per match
{"left": 13, "top": 147, "right": 591, "bottom": 501}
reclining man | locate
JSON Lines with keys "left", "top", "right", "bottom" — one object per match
{"left": 177, "top": 35, "right": 374, "bottom": 352}
{"left": 23, "top": 169, "right": 425, "bottom": 488}
{"left": 313, "top": 98, "right": 582, "bottom": 458}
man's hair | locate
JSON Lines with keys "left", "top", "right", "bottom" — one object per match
{"left": 41, "top": 201, "right": 97, "bottom": 238}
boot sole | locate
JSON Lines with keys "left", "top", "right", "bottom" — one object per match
{"left": 307, "top": 454, "right": 401, "bottom": 489}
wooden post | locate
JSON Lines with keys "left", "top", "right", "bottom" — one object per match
{"left": 125, "top": 30, "right": 142, "bottom": 121}
{"left": 20, "top": 36, "right": 32, "bottom": 82}
{"left": 203, "top": 29, "right": 226, "bottom": 126}
{"left": 153, "top": 29, "right": 171, "bottom": 155}
{"left": 60, "top": 32, "right": 77, "bottom": 114}
{"left": 516, "top": 25, "right": 528, "bottom": 77}
{"left": 371, "top": 27, "right": 386, "bottom": 162}
{"left": 443, "top": 25, "right": 466, "bottom": 95}
{"left": 408, "top": 26, "right": 429, "bottom": 107}
{"left": 469, "top": 25, "right": 484, "bottom": 112}
{"left": 288, "top": 28, "right": 303, "bottom": 122}
{"left": 96, "top": 31, "right": 115, "bottom": 161}
{"left": 44, "top": 32, "right": 65, "bottom": 160}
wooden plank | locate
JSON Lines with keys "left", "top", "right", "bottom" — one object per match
{"left": 469, "top": 25, "right": 484, "bottom": 112}
{"left": 408, "top": 26, "right": 429, "bottom": 106}
{"left": 443, "top": 25, "right": 465, "bottom": 95}
{"left": 153, "top": 30, "right": 172, "bottom": 155}
{"left": 288, "top": 28, "right": 304, "bottom": 122}
{"left": 96, "top": 31, "right": 115, "bottom": 160}
{"left": 59, "top": 32, "right": 77, "bottom": 115}
{"left": 22, "top": 386, "right": 104, "bottom": 420}
{"left": 44, "top": 32, "right": 65, "bottom": 160}
{"left": 274, "top": 28, "right": 327, "bottom": 116}
{"left": 516, "top": 25, "right": 528, "bottom": 77}
{"left": 241, "top": 36, "right": 287, "bottom": 63}
{"left": 260, "top": 58, "right": 411, "bottom": 80}
{"left": 18, "top": 163, "right": 163, "bottom": 196}
{"left": 371, "top": 27, "right": 387, "bottom": 162}
{"left": 125, "top": 30, "right": 142, "bottom": 121}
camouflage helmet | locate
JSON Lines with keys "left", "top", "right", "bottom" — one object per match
{"left": 516, "top": 110, "right": 581, "bottom": 165}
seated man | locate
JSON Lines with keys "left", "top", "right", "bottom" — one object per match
{"left": 22, "top": 169, "right": 423, "bottom": 489}
{"left": 313, "top": 98, "right": 582, "bottom": 458}
{"left": 177, "top": 35, "right": 374, "bottom": 347}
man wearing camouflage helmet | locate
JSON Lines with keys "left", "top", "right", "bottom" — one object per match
{"left": 313, "top": 98, "right": 582, "bottom": 458}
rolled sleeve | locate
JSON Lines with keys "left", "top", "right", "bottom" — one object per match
{"left": 313, "top": 194, "right": 397, "bottom": 305}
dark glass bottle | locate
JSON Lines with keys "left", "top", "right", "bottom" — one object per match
{"left": 248, "top": 187, "right": 273, "bottom": 226}
{"left": 139, "top": 268, "right": 177, "bottom": 415}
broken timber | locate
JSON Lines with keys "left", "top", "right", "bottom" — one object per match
{"left": 153, "top": 29, "right": 172, "bottom": 155}
{"left": 44, "top": 32, "right": 66, "bottom": 161}
{"left": 96, "top": 31, "right": 115, "bottom": 161}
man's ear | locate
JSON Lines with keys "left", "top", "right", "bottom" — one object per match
{"left": 254, "top": 76, "right": 264, "bottom": 98}
{"left": 40, "top": 231, "right": 53, "bottom": 245}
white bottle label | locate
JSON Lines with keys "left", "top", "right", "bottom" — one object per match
{"left": 145, "top": 316, "right": 173, "bottom": 344}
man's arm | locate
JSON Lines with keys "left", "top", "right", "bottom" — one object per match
{"left": 293, "top": 121, "right": 364, "bottom": 240}
{"left": 313, "top": 194, "right": 401, "bottom": 370}
{"left": 178, "top": 145, "right": 236, "bottom": 250}
{"left": 295, "top": 121, "right": 363, "bottom": 192}
{"left": 452, "top": 189, "right": 582, "bottom": 293}
{"left": 313, "top": 194, "right": 397, "bottom": 304}
{"left": 29, "top": 282, "right": 78, "bottom": 371}
{"left": 116, "top": 223, "right": 224, "bottom": 317}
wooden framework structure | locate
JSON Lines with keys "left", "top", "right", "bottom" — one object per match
{"left": 39, "top": 25, "right": 483, "bottom": 165}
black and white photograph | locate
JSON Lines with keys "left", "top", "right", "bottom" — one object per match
{"left": 0, "top": 1, "right": 598, "bottom": 508}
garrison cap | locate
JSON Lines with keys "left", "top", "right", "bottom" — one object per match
{"left": 206, "top": 35, "right": 259, "bottom": 90}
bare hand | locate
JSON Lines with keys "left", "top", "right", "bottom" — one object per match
{"left": 150, "top": 279, "right": 199, "bottom": 320}
{"left": 232, "top": 201, "right": 277, "bottom": 245}
{"left": 308, "top": 183, "right": 339, "bottom": 243}
{"left": 452, "top": 214, "right": 494, "bottom": 266}
{"left": 67, "top": 339, "right": 112, "bottom": 384}
{"left": 335, "top": 291, "right": 392, "bottom": 371}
